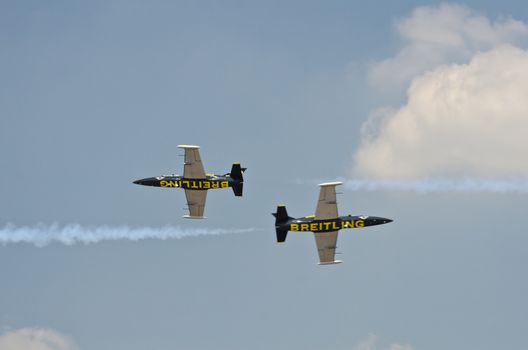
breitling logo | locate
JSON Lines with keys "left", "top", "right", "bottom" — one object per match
{"left": 159, "top": 180, "right": 229, "bottom": 189}
{"left": 289, "top": 220, "right": 365, "bottom": 232}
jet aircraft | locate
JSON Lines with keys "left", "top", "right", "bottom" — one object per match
{"left": 272, "top": 182, "right": 392, "bottom": 265}
{"left": 134, "top": 145, "right": 245, "bottom": 219}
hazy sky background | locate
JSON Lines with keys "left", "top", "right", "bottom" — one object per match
{"left": 1, "top": 1, "right": 528, "bottom": 349}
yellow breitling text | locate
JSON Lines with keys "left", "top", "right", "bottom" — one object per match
{"left": 290, "top": 220, "right": 364, "bottom": 232}
{"left": 159, "top": 180, "right": 229, "bottom": 189}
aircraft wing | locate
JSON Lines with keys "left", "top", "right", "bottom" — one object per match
{"left": 314, "top": 231, "right": 341, "bottom": 265}
{"left": 314, "top": 182, "right": 343, "bottom": 220}
{"left": 178, "top": 145, "right": 206, "bottom": 179}
{"left": 184, "top": 189, "right": 207, "bottom": 219}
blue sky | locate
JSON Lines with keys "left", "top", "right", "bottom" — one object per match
{"left": 1, "top": 2, "right": 528, "bottom": 349}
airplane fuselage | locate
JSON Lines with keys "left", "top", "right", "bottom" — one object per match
{"left": 278, "top": 215, "right": 392, "bottom": 233}
{"left": 133, "top": 174, "right": 239, "bottom": 190}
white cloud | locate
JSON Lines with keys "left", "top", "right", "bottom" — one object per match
{"left": 354, "top": 45, "right": 528, "bottom": 178}
{"left": 353, "top": 334, "right": 413, "bottom": 350}
{"left": 0, "top": 328, "right": 77, "bottom": 350}
{"left": 368, "top": 3, "right": 528, "bottom": 90}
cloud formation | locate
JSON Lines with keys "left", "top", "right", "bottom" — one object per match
{"left": 355, "top": 45, "right": 528, "bottom": 178}
{"left": 353, "top": 334, "right": 413, "bottom": 350}
{"left": 0, "top": 328, "right": 77, "bottom": 350}
{"left": 368, "top": 3, "right": 528, "bottom": 90}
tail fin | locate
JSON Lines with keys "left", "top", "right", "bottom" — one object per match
{"left": 272, "top": 205, "right": 292, "bottom": 243}
{"left": 230, "top": 163, "right": 245, "bottom": 197}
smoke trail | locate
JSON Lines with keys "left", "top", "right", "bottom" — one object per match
{"left": 0, "top": 224, "right": 258, "bottom": 247}
{"left": 343, "top": 178, "right": 528, "bottom": 193}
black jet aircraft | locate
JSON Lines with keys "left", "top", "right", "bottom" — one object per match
{"left": 272, "top": 181, "right": 392, "bottom": 265}
{"left": 134, "top": 145, "right": 245, "bottom": 219}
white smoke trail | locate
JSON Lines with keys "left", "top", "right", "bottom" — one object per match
{"left": 343, "top": 178, "right": 528, "bottom": 193}
{"left": 0, "top": 224, "right": 258, "bottom": 247}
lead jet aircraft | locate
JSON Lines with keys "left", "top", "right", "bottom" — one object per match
{"left": 134, "top": 145, "right": 245, "bottom": 219}
{"left": 272, "top": 182, "right": 392, "bottom": 265}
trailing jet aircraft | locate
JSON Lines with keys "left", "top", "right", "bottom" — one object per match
{"left": 272, "top": 182, "right": 392, "bottom": 265}
{"left": 134, "top": 145, "right": 245, "bottom": 219}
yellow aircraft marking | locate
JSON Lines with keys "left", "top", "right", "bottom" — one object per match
{"left": 159, "top": 180, "right": 229, "bottom": 189}
{"left": 290, "top": 220, "right": 365, "bottom": 232}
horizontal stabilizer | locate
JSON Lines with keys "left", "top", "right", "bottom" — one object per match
{"left": 232, "top": 182, "right": 243, "bottom": 197}
{"left": 273, "top": 205, "right": 290, "bottom": 223}
{"left": 276, "top": 229, "right": 288, "bottom": 243}
{"left": 230, "top": 163, "right": 245, "bottom": 181}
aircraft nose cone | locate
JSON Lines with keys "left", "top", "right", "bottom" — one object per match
{"left": 368, "top": 216, "right": 393, "bottom": 225}
{"left": 133, "top": 178, "right": 151, "bottom": 185}
{"left": 133, "top": 177, "right": 159, "bottom": 186}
